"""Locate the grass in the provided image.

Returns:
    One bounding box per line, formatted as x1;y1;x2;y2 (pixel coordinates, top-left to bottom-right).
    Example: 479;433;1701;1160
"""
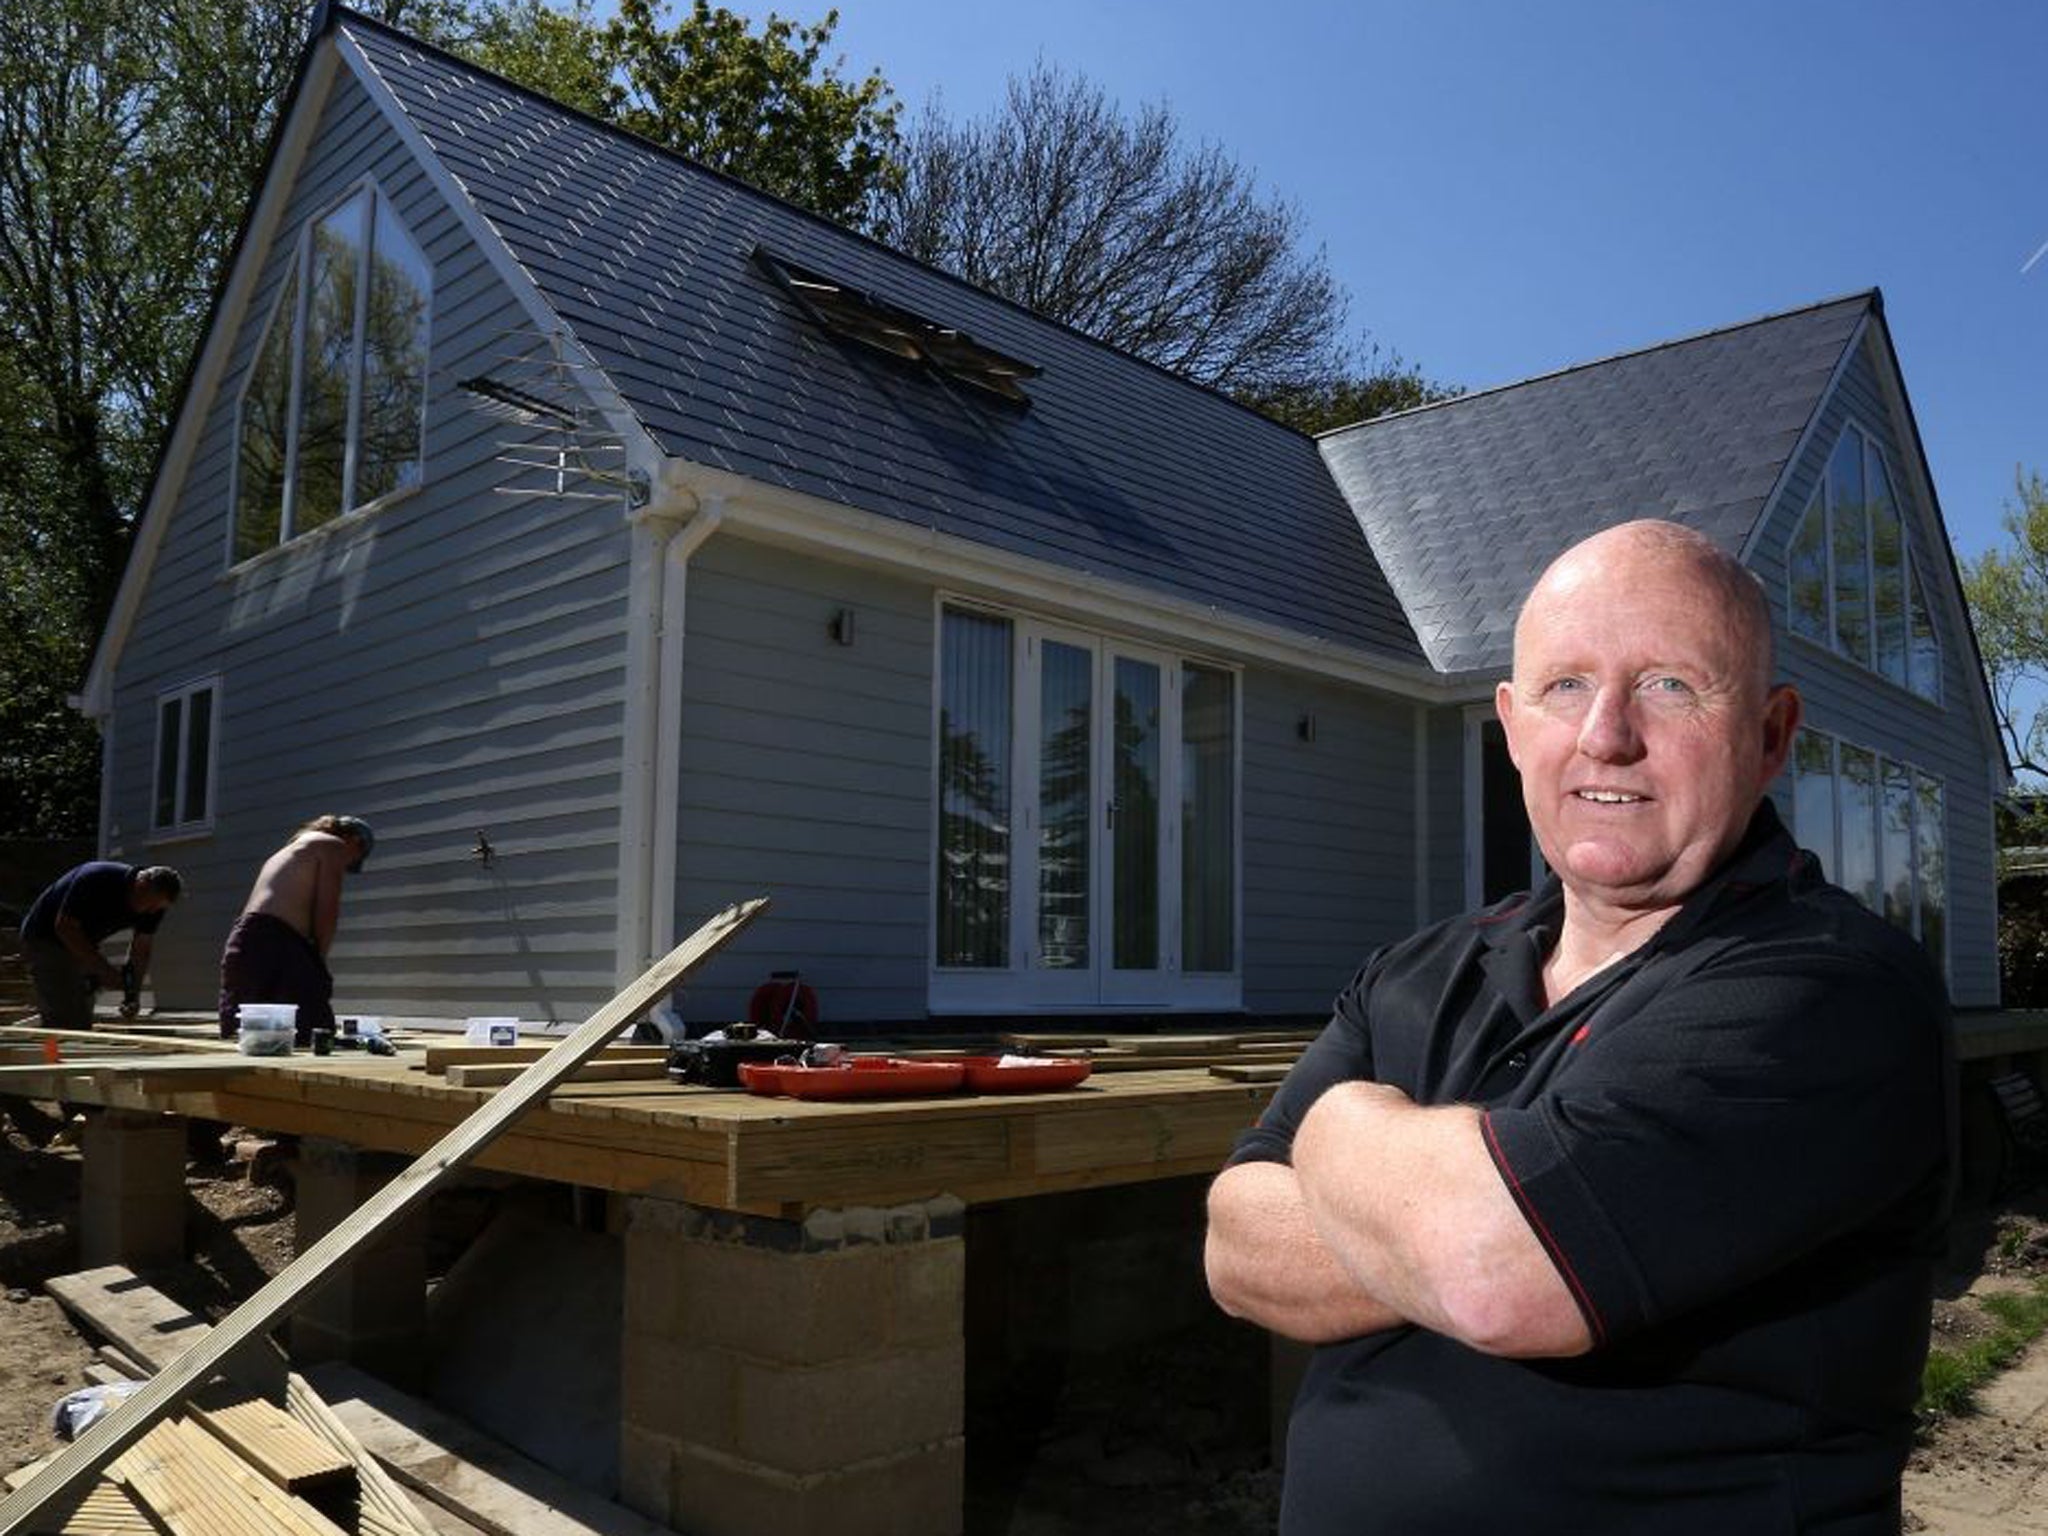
1918;1278;2048;1430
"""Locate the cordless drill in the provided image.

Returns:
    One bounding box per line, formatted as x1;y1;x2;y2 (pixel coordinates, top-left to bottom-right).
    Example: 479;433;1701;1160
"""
119;962;140;1020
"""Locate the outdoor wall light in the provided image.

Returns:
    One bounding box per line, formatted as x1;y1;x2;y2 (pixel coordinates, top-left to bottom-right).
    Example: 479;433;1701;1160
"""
1296;712;1317;744
829;607;856;646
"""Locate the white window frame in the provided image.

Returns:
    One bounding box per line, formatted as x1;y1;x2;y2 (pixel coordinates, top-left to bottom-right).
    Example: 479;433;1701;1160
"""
1784;420;1942;702
150;675;221;840
226;176;431;567
928;597;1243;1014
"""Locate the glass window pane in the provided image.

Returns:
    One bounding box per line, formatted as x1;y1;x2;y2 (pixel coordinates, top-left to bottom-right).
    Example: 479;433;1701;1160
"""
1180;664;1234;973
1908;567;1941;701
296;193;367;535
937;610;1012;968
1037;641;1092;970
1481;719;1534;902
1880;758;1913;929
1868;443;1908;686
356;196;431;506
1838;744;1881;911
1829;432;1870;664
1792;729;1836;879
235;269;296;563
183;688;213;826
1915;772;1945;966
1112;657;1160;971
154;697;182;829
1787;493;1829;642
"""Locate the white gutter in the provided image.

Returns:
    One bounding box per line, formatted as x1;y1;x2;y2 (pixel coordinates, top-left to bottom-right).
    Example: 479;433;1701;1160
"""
614;472;725;987
647;493;725;970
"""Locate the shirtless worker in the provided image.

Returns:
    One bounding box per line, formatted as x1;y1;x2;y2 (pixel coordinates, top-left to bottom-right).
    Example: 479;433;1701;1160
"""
218;815;374;1045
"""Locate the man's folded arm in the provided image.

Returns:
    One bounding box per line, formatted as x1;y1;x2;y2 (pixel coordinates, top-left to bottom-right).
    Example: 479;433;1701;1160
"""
1291;1081;1593;1359
1205;1158;1408;1343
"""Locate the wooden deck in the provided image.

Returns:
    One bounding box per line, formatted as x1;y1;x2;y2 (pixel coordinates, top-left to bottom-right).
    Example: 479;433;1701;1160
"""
0;1041;1279;1216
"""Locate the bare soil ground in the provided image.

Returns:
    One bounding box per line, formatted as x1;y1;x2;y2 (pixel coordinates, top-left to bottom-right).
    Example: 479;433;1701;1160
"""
1;1107;2043;1533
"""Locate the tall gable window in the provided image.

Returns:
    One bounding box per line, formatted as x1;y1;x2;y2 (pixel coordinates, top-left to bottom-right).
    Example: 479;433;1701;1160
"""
1786;423;1940;700
233;183;431;563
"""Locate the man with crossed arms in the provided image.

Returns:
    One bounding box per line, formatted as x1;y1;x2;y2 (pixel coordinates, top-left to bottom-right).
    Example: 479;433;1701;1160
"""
1208;520;1953;1534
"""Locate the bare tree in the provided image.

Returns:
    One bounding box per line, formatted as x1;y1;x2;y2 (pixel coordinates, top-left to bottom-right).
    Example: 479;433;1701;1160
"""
875;61;1347;397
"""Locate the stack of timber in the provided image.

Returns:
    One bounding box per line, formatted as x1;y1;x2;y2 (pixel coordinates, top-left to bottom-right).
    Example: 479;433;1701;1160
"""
16;1265;440;1536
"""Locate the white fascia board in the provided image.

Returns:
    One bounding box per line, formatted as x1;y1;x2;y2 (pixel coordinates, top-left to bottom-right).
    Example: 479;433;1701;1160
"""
1858;315;2010;787
334;22;663;479
659;457;1454;701
1736;309;1870;571
79;44;345;717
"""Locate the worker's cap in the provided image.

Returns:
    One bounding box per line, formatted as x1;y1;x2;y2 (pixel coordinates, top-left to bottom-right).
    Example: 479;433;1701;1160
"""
333;816;375;873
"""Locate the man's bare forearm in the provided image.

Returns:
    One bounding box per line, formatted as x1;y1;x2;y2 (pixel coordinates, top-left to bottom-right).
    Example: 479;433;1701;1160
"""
1293;1082;1591;1358
1206;1160;1407;1343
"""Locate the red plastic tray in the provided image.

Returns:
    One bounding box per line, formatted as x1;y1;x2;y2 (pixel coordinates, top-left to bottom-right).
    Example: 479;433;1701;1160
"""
739;1056;966;1100
949;1055;1093;1093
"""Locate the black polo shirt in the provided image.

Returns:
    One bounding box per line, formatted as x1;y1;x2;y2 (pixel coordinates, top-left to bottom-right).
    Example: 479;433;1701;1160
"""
1231;802;1953;1535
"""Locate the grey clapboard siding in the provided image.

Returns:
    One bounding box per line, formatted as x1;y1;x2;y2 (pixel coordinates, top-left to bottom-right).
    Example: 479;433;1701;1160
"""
671;538;935;1024
1242;673;1421;1016
1748;336;1999;1005
106;66;634;1022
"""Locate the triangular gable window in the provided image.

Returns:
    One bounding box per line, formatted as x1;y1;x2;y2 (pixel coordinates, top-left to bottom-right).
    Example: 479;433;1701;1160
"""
754;248;1039;405
1786;422;1940;702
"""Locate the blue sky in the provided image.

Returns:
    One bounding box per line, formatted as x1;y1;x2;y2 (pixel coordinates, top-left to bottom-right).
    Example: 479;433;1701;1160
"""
826;0;2045;566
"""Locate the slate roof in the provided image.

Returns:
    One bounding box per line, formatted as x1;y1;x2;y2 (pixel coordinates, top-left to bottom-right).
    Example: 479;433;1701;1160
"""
336;11;1427;667
1318;293;1873;675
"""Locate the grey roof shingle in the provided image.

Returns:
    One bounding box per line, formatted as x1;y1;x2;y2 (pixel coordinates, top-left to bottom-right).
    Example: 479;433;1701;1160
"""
1318;294;1871;674
340;14;1426;666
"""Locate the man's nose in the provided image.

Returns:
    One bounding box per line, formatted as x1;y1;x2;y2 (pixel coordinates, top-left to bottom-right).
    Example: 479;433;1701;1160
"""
1576;687;1645;762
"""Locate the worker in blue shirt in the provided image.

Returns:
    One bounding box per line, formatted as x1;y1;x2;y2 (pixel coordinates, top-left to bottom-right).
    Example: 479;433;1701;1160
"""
20;861;183;1031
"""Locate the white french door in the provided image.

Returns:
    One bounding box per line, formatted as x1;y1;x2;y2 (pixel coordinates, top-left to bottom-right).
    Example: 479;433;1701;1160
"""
933;608;1239;1012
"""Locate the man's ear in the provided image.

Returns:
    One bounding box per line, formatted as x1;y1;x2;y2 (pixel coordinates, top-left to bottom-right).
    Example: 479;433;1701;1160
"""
1758;683;1803;782
1494;680;1520;768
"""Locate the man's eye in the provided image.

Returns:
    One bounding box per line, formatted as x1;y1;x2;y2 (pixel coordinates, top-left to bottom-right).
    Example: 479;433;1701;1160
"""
1643;676;1691;694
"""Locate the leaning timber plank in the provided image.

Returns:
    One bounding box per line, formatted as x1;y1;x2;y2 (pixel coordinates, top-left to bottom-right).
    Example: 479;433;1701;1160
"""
47;1269;217;1374
307;1364;673;1536
0;897;766;1536
441;1058;667;1090
193;1399;355;1494
283;1376;436;1536
419;1045;666;1075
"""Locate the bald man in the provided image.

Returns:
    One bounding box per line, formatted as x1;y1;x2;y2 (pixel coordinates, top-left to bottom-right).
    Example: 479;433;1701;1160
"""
1207;521;1953;1534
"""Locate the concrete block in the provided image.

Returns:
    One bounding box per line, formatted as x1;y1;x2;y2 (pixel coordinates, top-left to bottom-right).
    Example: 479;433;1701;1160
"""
618;1425;675;1526
669;1438;964;1536
622;1336;738;1454
80;1111;187;1267
734;1340;964;1475
887;1240;966;1348
668;1243;894;1364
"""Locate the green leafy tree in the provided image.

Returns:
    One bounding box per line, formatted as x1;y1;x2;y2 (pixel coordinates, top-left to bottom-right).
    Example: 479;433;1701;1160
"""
1963;469;2048;784
597;0;899;226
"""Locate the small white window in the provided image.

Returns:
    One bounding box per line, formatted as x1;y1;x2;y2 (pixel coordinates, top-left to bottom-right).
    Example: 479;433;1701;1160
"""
231;181;430;562
152;678;219;835
1784;423;1941;702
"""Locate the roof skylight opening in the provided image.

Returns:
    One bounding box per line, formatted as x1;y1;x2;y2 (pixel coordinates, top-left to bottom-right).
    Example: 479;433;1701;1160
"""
754;248;1039;405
